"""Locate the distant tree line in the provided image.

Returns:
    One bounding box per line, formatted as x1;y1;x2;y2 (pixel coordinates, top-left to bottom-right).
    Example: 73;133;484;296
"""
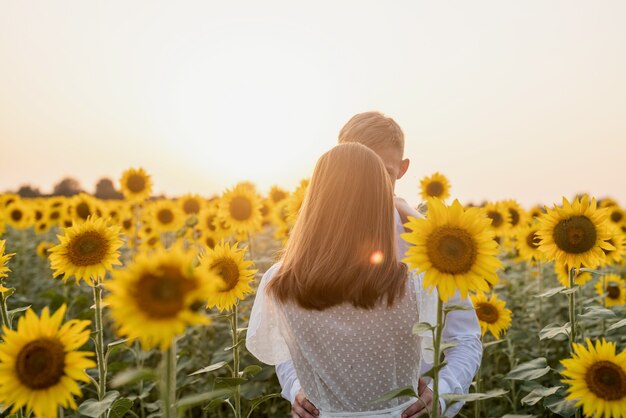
10;177;124;199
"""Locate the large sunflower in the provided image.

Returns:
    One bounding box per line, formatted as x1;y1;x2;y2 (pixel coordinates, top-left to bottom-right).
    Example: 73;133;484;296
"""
402;198;502;301
0;305;95;418
120;167;152;202
199;241;257;311
515;223;544;262
49;217;124;285
537;196;614;269
561;338;626;418
105;246;220;350
0;240;16;293
217;184;263;234
419;172;451;201
470;292;512;339
595;274;626;307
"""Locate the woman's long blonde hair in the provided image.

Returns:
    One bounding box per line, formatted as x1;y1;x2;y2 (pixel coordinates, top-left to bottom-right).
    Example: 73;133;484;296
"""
267;142;407;310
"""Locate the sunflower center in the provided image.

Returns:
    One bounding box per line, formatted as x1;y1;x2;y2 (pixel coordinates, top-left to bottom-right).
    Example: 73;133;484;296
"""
487;211;503;228
611;211;623;223
135;265;197;318
427;226;478;274
10;209;23;222
606;284;621;300
585;360;626;401
75;202;91;220
183;199;201;214
127;174;147;193
157;209;174;225
204;236;216;249
508;209;520;227
35;210;44;221
476;303;499;324
205;214;216;231
67;231;109;266
526;231;540;249
16;338;66;390
553;216;597;254
211;257;240;291
229;197;252;221
271;190;287;202
426;181;444;197
50;210;61;220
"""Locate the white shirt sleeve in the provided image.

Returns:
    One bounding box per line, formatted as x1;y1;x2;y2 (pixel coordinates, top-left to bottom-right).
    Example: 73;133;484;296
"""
275;360;302;403
245;263;292;366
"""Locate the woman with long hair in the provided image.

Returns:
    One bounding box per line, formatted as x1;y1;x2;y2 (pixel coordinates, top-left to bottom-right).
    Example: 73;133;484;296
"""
246;142;428;417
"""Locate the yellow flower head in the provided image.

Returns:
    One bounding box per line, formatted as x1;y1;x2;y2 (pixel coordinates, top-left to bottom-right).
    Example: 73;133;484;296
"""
419;172;451;201
482;202;511;235
105;245;221;350
49;216;124;285
5;199;33;229
218;183;263;234
286;179;309;226
595;274;626;307
36;241;55;259
0;305;95;418
199;241;257;311
147;199;184;232
179;193;205;216
502;199;526;232
515;223;544;263
561;338;626;418
402;198;502;301
120;167;152;202
470;292;512;339
537;196;614;269
268;185;289;205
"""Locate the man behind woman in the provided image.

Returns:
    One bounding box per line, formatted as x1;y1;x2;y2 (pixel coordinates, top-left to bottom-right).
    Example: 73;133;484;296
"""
247;113;481;418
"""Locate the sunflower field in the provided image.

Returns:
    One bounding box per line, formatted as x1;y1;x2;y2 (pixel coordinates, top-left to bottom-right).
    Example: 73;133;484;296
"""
0;168;625;418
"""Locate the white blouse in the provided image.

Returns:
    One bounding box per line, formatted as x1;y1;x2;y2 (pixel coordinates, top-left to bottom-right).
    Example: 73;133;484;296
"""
246;263;437;413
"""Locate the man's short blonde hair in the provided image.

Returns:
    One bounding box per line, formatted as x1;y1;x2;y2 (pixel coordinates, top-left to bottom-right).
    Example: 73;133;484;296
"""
338;111;404;154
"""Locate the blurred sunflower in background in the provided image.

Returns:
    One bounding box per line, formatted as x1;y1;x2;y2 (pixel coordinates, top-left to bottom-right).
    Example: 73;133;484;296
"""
470;292;512;339
595;274;625;307
36;241;55;259
218;183;263;234
5;199;32;229
0;240;16;292
70;193;98;223
148;199;184;232
268;185;289;205
0;305;95;418
602;225;625;265
49;217;123;285
120;167;152;202
502;199;526;232
419;172;451;201
286;179;309;226
199;241;257;311
179;193;205;216
402;198;502;301
105;245;220;350
537;196;613;269
482;202;510;236
515;223;544;262
561;338;626;418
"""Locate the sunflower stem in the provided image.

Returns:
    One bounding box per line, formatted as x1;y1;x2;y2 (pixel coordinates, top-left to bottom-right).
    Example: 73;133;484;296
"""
431;297;444;418
0;290;11;331
92;279;107;410
568;267;577;351
231;304;242;418
160;341;177;418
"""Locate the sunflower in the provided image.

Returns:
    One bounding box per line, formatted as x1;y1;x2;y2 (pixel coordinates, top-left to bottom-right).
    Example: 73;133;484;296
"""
561;338;626;418
179;194;205;216
198;230;217;250
482;202;510;235
197;205;230;242
402;198;502;301
69;193;98;223
529;205;546;219
217;184;263;234
608;206;624;226
419;172;451;201
268;185;289;205
148;199;184;232
199;241;257;311
286;179;309;226
515;223;544;262
105;245;220;350
271;199;292;244
470;292;512;339
0;240;16;293
36;241;55;259
602;225;625;266
0;305;95;418
537;196;613;269
120;167;152;202
5;200;33;229
49;217;124;285
554;262;595;288
502;199;526;232
595;274;626;307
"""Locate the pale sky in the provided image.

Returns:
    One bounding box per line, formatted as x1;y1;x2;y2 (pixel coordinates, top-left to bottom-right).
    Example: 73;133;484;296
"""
1;0;625;208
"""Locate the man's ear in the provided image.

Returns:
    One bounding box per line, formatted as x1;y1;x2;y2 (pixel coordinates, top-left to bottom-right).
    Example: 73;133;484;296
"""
397;158;410;180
